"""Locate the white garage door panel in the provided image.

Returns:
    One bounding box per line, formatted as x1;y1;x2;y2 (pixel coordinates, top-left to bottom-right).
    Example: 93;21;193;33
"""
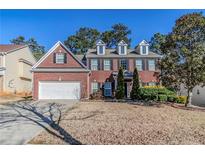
39;81;80;99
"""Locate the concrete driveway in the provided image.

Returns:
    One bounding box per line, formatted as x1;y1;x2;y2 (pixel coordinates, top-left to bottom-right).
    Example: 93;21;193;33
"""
0;100;77;144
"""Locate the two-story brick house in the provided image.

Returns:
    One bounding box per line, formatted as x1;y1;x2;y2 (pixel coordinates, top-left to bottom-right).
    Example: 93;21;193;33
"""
32;40;161;100
85;40;161;98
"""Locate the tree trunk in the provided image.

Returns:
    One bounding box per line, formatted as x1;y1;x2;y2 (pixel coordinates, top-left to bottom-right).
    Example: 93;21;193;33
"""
185;89;192;107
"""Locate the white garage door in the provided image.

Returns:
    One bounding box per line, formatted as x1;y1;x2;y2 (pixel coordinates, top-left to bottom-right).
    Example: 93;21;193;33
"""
39;81;80;100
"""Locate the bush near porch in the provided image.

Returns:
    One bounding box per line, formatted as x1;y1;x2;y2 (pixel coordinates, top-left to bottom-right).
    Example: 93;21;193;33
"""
139;86;187;104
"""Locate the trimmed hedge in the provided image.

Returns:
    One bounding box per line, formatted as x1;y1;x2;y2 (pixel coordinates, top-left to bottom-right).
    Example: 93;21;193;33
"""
158;94;168;102
167;95;177;102
135;86;187;104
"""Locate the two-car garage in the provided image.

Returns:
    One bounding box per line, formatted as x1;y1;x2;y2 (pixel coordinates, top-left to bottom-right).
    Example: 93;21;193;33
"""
38;81;81;100
32;41;90;100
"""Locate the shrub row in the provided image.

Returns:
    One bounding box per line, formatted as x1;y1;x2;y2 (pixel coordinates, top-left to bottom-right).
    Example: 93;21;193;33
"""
139;87;186;104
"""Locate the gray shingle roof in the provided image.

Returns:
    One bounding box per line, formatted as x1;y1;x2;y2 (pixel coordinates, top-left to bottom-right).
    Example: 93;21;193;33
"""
86;48;161;58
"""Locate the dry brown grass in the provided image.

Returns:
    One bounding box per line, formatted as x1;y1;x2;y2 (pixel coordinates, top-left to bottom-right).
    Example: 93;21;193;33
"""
29;102;205;145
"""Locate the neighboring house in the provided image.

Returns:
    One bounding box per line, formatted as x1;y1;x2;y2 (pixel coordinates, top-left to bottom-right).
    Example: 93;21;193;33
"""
32;40;161;100
180;83;205;107
0;44;36;94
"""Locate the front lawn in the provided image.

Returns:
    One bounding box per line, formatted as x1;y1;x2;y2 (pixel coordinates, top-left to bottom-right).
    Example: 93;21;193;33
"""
30;101;205;144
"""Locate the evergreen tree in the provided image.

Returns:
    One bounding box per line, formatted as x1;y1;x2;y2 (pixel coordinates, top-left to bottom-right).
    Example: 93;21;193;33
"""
159;12;205;107
10;36;45;60
130;68;140;100
115;67;125;99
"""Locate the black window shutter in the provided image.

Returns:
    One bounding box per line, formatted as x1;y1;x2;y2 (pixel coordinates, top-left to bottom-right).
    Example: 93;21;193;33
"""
98;59;100;70
110;59;113;70
126;59;129;70
64;53;67;63
102;59;104;70
53;53;56;63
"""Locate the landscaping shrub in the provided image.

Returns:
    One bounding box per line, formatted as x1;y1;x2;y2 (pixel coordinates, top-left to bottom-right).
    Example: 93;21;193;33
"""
176;96;187;104
130;68;140;100
158;94;168;102
115;68;125;99
90;90;104;100
167;95;177;102
139;86;176;102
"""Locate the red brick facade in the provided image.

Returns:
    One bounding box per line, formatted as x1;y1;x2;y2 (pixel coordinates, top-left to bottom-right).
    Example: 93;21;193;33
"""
38;45;82;68
88;58;159;84
32;41;160;100
32;42;90;100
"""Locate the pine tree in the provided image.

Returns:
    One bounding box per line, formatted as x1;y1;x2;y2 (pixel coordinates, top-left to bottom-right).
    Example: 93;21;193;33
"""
115;67;125;99
130;68;140;100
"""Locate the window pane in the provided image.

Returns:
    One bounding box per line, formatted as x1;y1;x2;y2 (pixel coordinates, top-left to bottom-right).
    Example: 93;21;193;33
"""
104;59;111;70
56;53;65;64
121;46;125;54
148;60;155;71
91;59;98;70
92;82;98;93
142;46;146;54
136;59;142;71
120;59;127;70
99;46;104;54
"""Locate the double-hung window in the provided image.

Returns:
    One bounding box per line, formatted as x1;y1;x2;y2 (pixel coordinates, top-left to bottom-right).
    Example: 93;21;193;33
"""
91;82;99;93
136;59;142;71
104;59;111;70
120;46;125;54
104;82;112;96
142;45;147;54
120;59;128;70
99;46;104;54
148;59;155;71
55;53;66;64
91;59;98;70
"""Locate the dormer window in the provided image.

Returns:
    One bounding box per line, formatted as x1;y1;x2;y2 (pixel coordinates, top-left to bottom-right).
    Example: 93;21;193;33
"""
142;46;146;54
99;46;104;54
139;40;149;55
96;40;106;55
118;40;127;55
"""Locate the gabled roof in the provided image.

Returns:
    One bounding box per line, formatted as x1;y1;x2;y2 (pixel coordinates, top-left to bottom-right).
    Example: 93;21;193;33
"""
86;48;162;58
139;40;149;46
32;41;88;69
96;40;106;46
117;40;128;46
0;44;27;53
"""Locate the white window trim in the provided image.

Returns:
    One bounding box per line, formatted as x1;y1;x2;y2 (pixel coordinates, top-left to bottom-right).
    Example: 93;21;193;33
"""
120;59;128;70
103;59;111;71
140;45;149;55
118;45;127;55
97;45;105;55
136;59;142;71
148;59;155;71
56;53;65;64
91;82;99;93
91;59;98;70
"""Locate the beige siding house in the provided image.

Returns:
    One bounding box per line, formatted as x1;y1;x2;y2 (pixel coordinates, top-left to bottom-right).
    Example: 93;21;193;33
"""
0;45;36;95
